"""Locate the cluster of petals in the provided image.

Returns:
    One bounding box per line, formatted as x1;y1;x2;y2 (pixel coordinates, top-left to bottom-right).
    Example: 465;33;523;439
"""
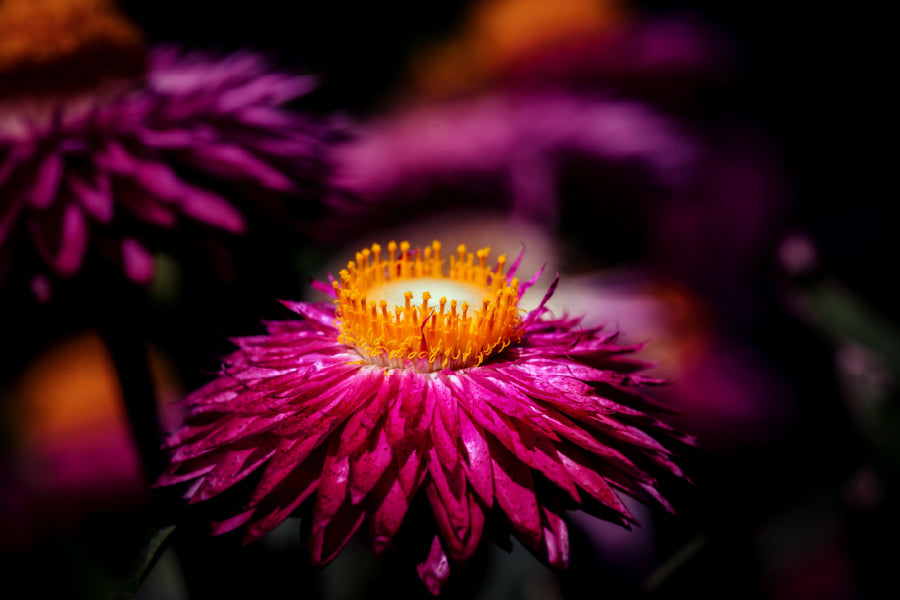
0;46;335;291
157;272;691;594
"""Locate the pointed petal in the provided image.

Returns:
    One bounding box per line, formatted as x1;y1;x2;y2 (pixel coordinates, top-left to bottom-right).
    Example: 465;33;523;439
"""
416;536;451;596
121;238;155;284
243;451;323;543
27;201;88;277
457;408;493;507
349;426;392;504
183;143;295;191
308;501;366;566
187;445;278;503
69;171;113;222
29;152;63;209
489;437;542;550
178;187;245;233
312;433;351;528
540;500;569;569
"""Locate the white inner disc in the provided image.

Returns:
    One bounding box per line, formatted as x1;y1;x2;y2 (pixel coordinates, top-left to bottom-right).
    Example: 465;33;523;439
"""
369;277;488;313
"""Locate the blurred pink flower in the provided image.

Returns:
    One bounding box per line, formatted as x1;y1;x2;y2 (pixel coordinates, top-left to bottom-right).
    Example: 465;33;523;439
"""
328;14;787;304
547;271;794;449
0;46;336;295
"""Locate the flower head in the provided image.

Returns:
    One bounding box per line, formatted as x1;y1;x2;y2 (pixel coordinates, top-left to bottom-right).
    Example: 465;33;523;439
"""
157;241;690;594
0;1;336;295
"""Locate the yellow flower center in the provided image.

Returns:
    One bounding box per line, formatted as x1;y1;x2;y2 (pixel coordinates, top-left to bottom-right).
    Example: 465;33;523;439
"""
333;240;523;372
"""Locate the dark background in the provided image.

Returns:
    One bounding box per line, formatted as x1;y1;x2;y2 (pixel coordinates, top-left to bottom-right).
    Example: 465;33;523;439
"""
2;1;895;599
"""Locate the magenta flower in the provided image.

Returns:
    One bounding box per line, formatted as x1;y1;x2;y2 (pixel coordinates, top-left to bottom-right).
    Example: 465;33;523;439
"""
0;45;334;295
157;240;690;594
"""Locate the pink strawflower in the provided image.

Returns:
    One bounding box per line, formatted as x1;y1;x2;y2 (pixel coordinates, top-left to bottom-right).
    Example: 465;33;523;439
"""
0;45;335;294
156;241;690;594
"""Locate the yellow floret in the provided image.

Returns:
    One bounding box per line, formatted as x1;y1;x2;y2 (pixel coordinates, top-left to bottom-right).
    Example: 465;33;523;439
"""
334;240;522;371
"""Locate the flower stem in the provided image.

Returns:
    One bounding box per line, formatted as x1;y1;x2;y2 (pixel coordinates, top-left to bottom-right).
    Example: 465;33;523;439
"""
115;525;177;600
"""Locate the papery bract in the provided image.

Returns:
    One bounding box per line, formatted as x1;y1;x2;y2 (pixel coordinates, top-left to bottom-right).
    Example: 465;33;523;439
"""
157;241;690;594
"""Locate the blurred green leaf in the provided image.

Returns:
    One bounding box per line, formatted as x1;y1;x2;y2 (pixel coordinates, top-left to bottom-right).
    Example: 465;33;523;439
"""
790;274;900;368
116;525;177;600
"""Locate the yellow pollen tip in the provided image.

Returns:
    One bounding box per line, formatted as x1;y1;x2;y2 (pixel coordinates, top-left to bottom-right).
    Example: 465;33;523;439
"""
333;240;523;372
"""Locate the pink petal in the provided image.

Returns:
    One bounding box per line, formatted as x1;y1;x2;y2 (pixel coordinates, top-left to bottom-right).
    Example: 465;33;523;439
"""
338;370;399;457
243;452;323;543
29;152;63;209
425;479;485;564
457;408;493;507
368;475;412;554
182;143;295;191
556;444;633;522
385;370;427;446
312;434;351;528
210;507;256;536
249;428;335;506
349;427;392;504
99;142;245;232
425;447;468;538
116;181;179;227
416;535;451;596
308;501;366;566
489;437;542;550
27;201;88;277
429;392;459;469
188;445;277;503
69;171;113;222
540;500;570;569
122;238;155;285
178;186;245;233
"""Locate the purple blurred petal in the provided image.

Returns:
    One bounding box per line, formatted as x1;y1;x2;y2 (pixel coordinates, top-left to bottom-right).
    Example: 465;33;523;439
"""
29;152;64;209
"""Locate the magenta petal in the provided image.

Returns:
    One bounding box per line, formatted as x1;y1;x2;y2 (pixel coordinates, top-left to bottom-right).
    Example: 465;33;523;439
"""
426;447;468;536
29;152;63;209
182;143;295;191
393;439;428;500
457;408;493;507
308;277;338;298
116;182;178;227
488;437;542;550
69;171;114;222
210;507;255;536
349;427;392;504
121;238;154;284
155;461;216;487
556;444;633;522
312;434;351;528
540;501;570;569
28;201;88;277
244;453;323;543
279;300;339;331
249;429;334;506
178;187;245;233
369;476;412;554
187;446;276;503
308;501;366;566
386;370;427;446
339;371;399;457
416;535;451;596
429;395;459;468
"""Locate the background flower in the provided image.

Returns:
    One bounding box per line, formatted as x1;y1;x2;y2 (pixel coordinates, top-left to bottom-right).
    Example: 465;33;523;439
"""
0;0;338;298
